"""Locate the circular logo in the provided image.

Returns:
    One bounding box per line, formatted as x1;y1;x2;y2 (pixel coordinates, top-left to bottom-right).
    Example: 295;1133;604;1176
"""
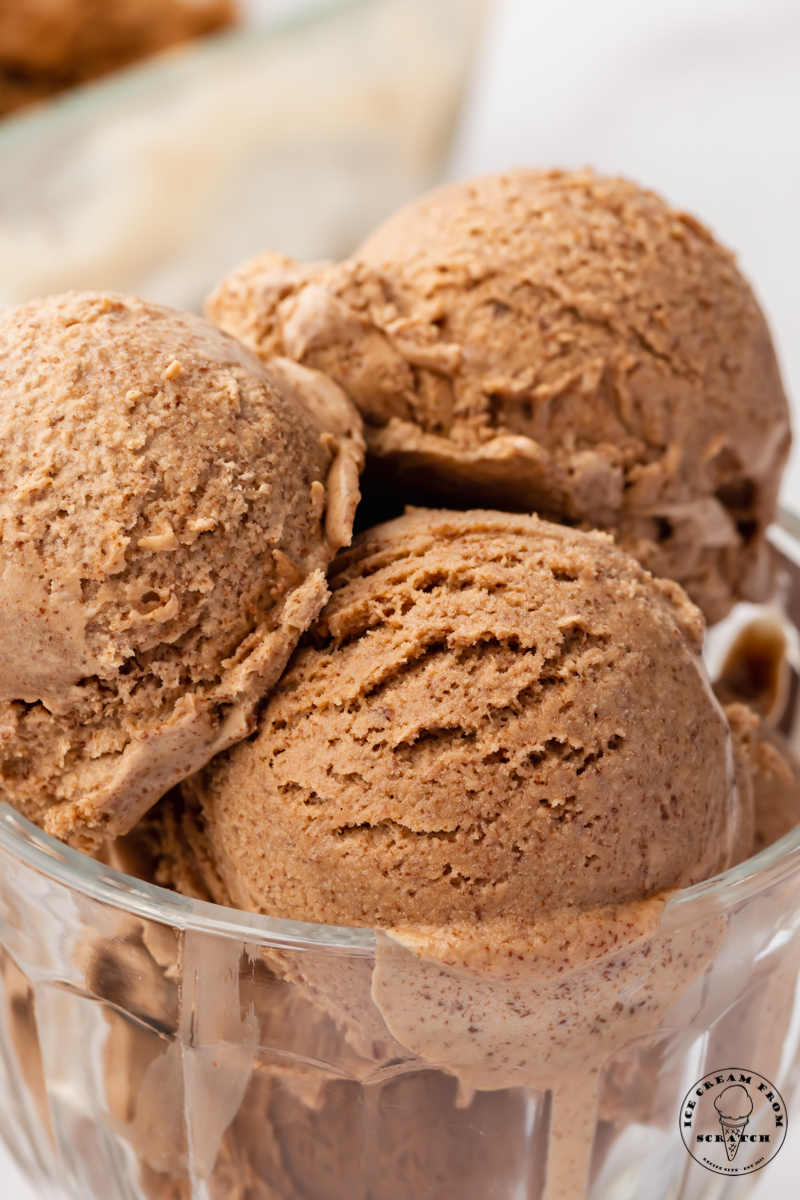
680;1069;788;1175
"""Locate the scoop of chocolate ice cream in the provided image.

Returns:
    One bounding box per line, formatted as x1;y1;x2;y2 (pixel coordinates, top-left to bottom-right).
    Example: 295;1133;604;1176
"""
0;291;363;847
166;508;749;957
207;170;790;623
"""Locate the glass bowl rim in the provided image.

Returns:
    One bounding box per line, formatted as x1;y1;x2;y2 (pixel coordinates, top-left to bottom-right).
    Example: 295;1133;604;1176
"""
2;510;800;954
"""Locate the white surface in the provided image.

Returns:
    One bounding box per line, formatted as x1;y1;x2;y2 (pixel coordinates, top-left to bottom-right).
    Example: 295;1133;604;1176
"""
2;0;800;1194
0;1156;37;1200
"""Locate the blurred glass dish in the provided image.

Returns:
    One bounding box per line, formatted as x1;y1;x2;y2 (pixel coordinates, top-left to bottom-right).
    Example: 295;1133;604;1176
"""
1;517;800;1199
0;0;487;313
0;0;237;120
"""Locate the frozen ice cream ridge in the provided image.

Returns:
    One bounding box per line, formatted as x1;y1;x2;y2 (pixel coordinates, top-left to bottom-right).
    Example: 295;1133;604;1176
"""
0;291;364;847
178;507;750;925
714;1084;753;1162
153;508;754;1199
207;169;791;623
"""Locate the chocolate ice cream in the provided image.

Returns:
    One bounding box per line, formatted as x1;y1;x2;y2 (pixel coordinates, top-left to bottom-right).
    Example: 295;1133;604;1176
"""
136;507;755;1200
713;612;800;854
1;168;793;1200
207;169;791;623
0;0;236;119
164;508;750;958
0;291;363;847
749;728;800;854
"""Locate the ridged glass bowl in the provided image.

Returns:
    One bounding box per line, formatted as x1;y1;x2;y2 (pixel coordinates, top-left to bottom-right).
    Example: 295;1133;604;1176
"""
1;515;800;1200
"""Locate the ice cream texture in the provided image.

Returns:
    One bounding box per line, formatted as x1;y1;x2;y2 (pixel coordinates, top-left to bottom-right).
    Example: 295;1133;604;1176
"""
0;291;363;847
1;166;795;1200
0;0;236;119
207;168;791;623
164;508;750;963
714;614;800;853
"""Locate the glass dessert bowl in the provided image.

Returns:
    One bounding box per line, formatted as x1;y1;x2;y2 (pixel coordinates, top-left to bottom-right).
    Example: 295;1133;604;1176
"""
0;516;799;1200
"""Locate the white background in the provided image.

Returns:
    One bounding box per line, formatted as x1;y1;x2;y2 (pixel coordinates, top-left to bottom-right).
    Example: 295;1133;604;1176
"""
1;0;799;1195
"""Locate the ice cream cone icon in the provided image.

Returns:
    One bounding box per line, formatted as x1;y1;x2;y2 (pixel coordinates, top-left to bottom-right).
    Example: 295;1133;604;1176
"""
715;1085;754;1162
